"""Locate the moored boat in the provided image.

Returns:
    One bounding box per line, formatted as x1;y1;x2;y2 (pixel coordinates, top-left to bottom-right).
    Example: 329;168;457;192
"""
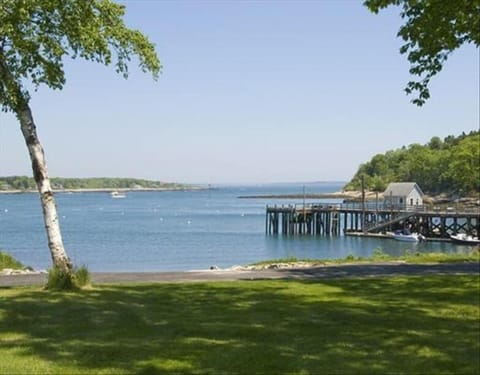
110;191;126;199
450;233;480;245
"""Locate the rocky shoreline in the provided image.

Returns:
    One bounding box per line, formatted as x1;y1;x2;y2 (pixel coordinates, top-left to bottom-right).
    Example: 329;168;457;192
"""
0;267;47;276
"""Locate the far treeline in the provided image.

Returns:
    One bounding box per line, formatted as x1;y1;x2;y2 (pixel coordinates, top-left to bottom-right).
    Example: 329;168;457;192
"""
345;131;480;196
0;177;185;191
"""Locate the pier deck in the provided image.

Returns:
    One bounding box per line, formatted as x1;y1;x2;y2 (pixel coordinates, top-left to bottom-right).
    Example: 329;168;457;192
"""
266;203;480;240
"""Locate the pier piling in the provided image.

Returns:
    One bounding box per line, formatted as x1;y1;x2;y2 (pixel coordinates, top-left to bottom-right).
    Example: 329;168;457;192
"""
265;203;480;240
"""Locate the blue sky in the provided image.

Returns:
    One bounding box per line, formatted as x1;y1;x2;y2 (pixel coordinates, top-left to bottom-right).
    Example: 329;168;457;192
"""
0;0;478;184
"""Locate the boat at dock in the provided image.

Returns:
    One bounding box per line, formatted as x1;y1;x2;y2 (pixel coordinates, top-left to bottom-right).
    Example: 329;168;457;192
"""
392;230;424;242
450;233;480;245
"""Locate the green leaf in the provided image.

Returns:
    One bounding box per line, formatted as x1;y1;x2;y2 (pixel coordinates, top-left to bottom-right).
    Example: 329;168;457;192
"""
0;0;161;112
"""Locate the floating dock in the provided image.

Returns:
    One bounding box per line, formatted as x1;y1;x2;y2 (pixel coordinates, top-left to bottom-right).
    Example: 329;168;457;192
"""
265;203;480;240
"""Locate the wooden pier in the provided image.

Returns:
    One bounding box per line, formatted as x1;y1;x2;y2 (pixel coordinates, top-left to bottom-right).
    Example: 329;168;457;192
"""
265;203;480;240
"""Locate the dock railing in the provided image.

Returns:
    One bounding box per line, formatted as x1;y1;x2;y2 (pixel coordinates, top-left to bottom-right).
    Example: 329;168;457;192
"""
266;202;480;215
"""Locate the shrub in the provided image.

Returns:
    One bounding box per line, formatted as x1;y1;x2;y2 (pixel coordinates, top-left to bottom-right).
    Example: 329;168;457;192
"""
75;265;91;287
0;251;24;270
345;254;355;261
46;265;92;291
46;266;77;291
371;247;390;260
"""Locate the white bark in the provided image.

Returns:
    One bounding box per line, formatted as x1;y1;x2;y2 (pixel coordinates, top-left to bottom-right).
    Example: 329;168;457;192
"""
0;50;72;274
17;106;72;273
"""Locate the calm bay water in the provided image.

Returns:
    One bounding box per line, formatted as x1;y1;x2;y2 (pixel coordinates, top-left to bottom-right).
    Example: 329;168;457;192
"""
0;182;462;272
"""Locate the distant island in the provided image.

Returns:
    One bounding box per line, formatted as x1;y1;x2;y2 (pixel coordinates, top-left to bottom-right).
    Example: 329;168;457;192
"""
0;176;199;193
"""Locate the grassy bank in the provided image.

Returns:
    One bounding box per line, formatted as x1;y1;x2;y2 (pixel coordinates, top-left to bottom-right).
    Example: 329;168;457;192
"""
0;275;478;374
251;248;480;269
0;251;24;270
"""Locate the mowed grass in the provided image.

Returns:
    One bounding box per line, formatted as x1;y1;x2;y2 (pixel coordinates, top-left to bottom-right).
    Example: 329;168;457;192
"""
0;276;479;374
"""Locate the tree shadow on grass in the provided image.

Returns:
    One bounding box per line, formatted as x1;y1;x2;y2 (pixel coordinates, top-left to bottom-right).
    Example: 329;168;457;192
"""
0;276;479;374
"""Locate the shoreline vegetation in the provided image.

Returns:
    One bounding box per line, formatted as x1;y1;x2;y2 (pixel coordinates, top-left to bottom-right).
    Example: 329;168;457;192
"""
0;176;203;194
246;248;480;270
344;131;480;195
0;186;205;194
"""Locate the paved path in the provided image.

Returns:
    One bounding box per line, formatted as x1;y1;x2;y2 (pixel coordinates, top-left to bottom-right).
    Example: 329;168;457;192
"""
1;262;478;287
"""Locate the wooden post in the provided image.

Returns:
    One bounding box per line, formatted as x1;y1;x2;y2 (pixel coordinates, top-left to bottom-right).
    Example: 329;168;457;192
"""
265;206;269;234
361;175;366;233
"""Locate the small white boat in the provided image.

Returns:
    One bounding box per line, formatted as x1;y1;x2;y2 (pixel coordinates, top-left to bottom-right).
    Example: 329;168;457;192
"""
110;191;126;199
393;230;424;242
450;233;480;245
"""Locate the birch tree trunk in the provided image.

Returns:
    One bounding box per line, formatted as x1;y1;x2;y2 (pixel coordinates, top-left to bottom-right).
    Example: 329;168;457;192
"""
0;49;72;275
16;104;73;274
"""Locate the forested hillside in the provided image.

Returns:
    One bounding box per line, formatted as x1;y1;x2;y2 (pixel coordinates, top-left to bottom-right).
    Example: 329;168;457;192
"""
0;177;186;191
344;131;480;195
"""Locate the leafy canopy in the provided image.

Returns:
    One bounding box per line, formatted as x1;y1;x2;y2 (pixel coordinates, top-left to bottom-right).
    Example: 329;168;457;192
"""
0;0;161;112
345;131;480;195
364;0;480;106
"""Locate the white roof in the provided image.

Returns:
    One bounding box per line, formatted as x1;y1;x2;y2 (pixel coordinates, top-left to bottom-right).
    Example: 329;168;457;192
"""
384;182;424;197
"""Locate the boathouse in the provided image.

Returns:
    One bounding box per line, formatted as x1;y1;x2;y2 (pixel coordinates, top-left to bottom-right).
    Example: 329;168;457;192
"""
383;182;424;210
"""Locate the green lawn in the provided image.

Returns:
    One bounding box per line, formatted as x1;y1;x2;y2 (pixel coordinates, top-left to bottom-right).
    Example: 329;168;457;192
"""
0;276;479;374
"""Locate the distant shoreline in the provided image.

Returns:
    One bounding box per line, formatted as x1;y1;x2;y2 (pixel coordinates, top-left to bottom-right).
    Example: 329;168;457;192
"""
0;186;206;195
238;191;380;200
